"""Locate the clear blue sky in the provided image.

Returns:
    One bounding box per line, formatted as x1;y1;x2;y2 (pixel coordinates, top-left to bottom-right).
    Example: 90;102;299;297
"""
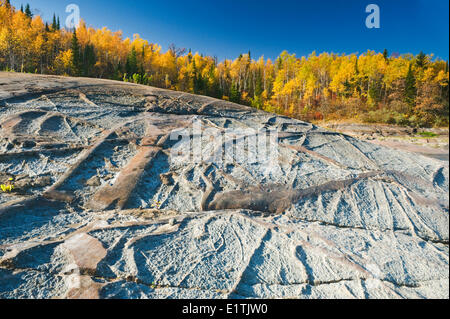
15;0;450;61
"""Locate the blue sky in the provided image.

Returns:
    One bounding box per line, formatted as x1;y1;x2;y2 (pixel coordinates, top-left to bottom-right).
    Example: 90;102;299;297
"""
15;0;449;61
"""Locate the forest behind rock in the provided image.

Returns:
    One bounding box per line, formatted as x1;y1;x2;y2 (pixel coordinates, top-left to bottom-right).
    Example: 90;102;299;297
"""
0;1;448;127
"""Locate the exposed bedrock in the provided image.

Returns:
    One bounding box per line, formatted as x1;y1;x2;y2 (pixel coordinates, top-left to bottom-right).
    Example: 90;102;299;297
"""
0;72;448;299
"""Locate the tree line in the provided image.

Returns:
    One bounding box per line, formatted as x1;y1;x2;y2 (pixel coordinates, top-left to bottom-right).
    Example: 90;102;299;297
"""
1;1;448;127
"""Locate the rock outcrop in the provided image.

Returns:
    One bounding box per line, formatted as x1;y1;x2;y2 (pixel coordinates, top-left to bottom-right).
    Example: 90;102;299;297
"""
0;72;448;299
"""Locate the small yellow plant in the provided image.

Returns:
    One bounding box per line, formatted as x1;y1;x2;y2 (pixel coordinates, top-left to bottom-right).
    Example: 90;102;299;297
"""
1;178;15;193
1;184;14;192
151;200;162;209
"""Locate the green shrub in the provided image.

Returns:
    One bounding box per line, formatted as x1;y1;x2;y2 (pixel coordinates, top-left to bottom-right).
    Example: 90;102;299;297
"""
418;131;437;138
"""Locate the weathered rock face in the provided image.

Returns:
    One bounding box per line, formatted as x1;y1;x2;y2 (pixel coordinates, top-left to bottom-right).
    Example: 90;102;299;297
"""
0;72;448;299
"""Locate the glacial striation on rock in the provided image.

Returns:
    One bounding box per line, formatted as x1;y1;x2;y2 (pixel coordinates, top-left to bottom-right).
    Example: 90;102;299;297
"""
0;72;448;299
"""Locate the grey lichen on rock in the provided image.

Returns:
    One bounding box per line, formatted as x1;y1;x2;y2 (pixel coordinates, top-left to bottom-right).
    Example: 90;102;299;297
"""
0;72;448;299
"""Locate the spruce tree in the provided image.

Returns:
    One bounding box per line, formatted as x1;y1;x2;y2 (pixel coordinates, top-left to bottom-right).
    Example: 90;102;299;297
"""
71;31;81;76
207;67;222;99
353;57;361;95
404;63;416;109
192;59;199;94
383;49;389;61
230;82;240;104
20;4;23;12
416;51;427;68
56;16;60;30
24;4;32;18
125;47;138;78
52;14;57;30
82;44;96;77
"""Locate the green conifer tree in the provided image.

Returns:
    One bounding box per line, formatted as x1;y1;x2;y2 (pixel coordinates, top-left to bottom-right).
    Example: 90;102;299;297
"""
383;49;389;61
71;30;81;76
416;51;427;68
82;44;96;77
404;63;416;109
24;4;32;18
52;14;57;30
230;82;240;104
125;47;138;78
